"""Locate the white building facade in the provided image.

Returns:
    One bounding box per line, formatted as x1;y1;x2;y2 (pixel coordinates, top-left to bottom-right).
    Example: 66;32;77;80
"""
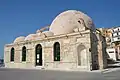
111;27;120;42
111;27;120;60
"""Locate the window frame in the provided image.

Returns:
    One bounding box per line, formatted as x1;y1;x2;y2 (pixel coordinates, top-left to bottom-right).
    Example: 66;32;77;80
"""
53;42;60;61
22;46;26;62
10;47;15;62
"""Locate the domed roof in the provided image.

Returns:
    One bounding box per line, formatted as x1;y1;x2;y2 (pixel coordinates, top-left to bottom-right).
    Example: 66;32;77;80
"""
49;10;95;35
25;34;38;41
14;36;25;43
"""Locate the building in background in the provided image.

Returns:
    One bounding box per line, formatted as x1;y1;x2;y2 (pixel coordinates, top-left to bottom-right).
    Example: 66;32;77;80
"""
97;27;120;61
106;48;116;61
97;28;112;48
111;27;120;60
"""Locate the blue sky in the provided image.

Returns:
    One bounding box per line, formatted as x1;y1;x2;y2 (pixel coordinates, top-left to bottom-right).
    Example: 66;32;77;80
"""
0;0;120;58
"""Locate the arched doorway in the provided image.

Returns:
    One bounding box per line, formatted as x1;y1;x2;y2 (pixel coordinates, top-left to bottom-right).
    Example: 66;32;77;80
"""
77;44;87;66
35;44;42;66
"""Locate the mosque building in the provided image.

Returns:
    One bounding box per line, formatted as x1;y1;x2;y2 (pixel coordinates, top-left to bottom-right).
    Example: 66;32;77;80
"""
4;10;107;71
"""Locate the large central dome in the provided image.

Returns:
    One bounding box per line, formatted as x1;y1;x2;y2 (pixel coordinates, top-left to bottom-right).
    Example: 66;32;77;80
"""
49;10;95;35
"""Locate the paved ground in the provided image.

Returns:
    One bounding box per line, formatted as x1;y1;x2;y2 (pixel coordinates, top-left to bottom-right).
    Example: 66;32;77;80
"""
0;68;104;80
102;68;120;80
0;68;120;80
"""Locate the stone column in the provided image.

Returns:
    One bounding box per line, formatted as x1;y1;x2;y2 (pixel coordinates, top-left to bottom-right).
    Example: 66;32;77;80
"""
98;41;104;70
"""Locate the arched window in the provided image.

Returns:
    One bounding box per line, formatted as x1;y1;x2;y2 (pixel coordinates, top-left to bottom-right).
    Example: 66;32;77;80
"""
22;46;26;61
35;44;42;66
54;42;60;61
10;47;14;62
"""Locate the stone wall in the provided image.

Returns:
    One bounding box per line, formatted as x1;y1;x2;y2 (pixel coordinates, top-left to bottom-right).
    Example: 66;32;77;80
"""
90;32;107;70
4;30;92;71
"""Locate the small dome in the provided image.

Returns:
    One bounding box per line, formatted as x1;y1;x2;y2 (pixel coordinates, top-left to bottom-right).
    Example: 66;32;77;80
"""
25;34;38;41
36;29;42;34
49;10;95;35
36;29;42;36
14;36;25;43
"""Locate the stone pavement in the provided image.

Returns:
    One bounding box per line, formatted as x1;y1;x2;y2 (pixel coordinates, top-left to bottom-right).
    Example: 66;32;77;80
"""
101;60;120;73
1;61;120;80
0;68;105;80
